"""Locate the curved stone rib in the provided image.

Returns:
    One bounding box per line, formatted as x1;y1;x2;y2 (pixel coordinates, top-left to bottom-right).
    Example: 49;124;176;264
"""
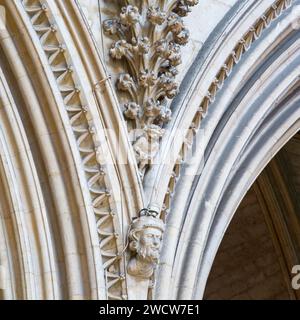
21;0;127;300
160;0;293;219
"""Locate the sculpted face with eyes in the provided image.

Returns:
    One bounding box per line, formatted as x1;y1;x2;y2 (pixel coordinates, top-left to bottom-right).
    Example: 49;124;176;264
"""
127;215;165;279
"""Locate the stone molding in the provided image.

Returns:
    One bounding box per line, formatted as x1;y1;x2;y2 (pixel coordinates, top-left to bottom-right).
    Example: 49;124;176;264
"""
21;0;126;300
160;0;293;218
155;1;300;299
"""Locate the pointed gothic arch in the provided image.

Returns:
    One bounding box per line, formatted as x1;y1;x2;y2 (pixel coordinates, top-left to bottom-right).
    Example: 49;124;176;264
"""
155;0;300;299
0;0;299;300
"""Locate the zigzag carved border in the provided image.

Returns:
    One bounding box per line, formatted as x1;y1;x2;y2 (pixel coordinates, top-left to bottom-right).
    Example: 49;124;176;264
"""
21;0;127;300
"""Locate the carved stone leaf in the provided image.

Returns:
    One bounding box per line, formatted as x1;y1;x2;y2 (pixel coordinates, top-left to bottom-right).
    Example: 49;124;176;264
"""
103;1;198;177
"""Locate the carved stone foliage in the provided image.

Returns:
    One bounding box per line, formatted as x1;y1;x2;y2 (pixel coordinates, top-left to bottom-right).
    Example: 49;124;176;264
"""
103;0;198;176
127;207;165;279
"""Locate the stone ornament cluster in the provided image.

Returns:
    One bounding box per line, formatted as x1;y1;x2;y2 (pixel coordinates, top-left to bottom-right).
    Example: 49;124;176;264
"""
127;207;165;279
103;0;198;177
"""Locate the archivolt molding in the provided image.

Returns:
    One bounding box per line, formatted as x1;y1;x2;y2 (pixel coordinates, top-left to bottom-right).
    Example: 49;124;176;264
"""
0;58;49;300
0;4;74;299
254;153;300;299
155;2;300;299
194;95;300;300
199;0;292;113
0;0;297;301
13;0;131;300
147;0;293;218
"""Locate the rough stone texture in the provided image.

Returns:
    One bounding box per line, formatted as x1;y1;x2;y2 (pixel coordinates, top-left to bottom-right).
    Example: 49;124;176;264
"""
204;187;291;300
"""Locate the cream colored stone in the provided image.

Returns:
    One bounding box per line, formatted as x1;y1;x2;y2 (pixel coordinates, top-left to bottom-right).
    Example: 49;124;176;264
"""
0;0;297;302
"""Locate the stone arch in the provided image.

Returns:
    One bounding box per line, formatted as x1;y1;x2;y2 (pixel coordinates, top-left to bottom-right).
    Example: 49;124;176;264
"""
0;0;143;300
155;0;300;299
203;134;300;299
0;0;299;301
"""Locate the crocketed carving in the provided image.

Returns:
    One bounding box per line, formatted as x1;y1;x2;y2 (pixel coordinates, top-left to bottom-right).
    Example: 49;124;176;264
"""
103;0;198;176
127;207;165;279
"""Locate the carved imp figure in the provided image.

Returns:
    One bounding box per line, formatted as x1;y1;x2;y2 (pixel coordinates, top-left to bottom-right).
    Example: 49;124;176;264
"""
127;211;165;279
133;124;164;176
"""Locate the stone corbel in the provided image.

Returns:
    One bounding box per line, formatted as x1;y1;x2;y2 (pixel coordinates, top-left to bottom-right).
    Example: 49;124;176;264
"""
126;204;165;299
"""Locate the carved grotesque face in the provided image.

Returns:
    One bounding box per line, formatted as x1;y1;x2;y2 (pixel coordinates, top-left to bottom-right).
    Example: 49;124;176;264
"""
136;227;162;262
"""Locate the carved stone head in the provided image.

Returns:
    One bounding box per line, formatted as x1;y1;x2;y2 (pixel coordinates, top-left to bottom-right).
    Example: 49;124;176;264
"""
127;212;165;279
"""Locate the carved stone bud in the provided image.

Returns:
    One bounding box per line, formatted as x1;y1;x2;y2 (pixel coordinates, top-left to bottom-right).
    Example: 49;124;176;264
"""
117;73;135;91
174;28;190;45
173;1;191;17
168;54;182;67
158;74;179;99
132;37;150;55
158;106;172;124
185;0;199;6
167;66;179;77
167;13;183;34
139;71;157;88
124;102;141;120
167;42;182;66
154;39;169;58
166;86;179;99
144;98;161;117
103;19;119;35
147;6;166;25
159;74;178;92
127;208;165;279
110;40;129;59
120;5;140;26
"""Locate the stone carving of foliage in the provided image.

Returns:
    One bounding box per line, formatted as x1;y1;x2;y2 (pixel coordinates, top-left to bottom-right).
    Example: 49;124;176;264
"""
103;0;198;177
